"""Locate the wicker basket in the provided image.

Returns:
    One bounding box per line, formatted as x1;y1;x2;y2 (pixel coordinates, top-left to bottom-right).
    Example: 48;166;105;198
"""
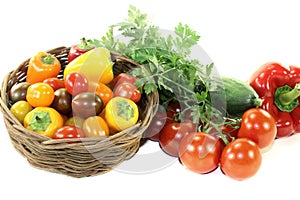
0;46;159;178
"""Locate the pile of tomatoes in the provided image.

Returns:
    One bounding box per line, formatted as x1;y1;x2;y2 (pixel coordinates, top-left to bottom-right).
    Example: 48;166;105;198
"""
9;50;142;140
144;102;277;181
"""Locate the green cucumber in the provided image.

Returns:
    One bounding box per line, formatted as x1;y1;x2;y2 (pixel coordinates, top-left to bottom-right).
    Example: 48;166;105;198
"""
210;76;262;118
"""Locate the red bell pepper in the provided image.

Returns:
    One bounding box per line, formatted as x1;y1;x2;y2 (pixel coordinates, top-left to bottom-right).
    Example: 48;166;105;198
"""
68;37;95;63
249;62;300;138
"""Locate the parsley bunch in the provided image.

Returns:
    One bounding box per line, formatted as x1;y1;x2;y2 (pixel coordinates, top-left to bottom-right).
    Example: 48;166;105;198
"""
96;5;228;136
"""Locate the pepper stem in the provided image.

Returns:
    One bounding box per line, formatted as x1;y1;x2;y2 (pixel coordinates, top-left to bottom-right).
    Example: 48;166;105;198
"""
77;37;94;50
274;83;300;112
41;54;55;65
29;111;52;131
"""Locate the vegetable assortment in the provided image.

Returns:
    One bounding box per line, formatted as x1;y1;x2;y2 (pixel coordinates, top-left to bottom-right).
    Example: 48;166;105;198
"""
9;45;142;141
91;5;299;180
7;5;300;180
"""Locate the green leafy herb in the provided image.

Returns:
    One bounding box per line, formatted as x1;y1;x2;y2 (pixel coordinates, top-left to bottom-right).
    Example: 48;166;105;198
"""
96;5;231;138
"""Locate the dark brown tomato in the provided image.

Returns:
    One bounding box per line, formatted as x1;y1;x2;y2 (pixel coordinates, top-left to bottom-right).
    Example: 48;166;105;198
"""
51;88;72;115
9;82;31;104
72;92;103;118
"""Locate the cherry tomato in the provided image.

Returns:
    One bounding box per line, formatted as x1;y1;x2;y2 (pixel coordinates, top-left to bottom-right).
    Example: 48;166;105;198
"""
221;119;240;138
209;119;240;145
237;108;276;149
43;77;65;91
110;73;136;87
26;82;54;107
89;81;113;106
9;82;31;104
166;102;181;122
113;82;141;103
144;110;168;141
159;122;197;157
220;138;262;181
52;126;85;139
51;88;72;115
10;100;33;123
65;72;89;96
64;116;84;128
166;102;193;122
179;132;223;174
82;116;109;138
72;92;103;118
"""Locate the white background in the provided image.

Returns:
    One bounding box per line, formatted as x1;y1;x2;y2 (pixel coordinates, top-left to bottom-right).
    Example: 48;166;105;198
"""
1;0;300;199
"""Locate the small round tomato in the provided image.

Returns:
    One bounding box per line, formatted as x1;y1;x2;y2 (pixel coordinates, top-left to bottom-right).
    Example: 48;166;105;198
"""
64;116;84;128
51;88;72;115
144;110;168;141
9;82;31;104
52;126;85;139
166;102;193;122
72;92;103;118
82;116;109;138
26;83;54;107
65;72;89;96
113;82;141;103
10;100;33;123
43;77;65;91
179;132;223;174
159;122;197;157
166;102;181;122
220;138;262;181
89;82;113;106
110;73;136;87
237;108;276;149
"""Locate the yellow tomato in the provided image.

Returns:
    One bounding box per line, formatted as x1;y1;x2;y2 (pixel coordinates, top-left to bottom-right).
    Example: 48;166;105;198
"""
10;100;33;123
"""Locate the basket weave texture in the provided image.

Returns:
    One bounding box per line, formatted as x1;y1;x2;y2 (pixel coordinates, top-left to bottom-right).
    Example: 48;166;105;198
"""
0;46;159;178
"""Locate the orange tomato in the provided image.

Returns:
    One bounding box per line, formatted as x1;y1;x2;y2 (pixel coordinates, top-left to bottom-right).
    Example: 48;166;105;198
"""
82;116;110;138
89;81;113;106
26;83;54;107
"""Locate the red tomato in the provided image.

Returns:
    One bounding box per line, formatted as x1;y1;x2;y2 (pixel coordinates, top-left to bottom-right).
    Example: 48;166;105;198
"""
166;102;181;122
220;138;262;181
65;72;89;96
52;126;85;139
43;77;65;91
166;102;193;122
179;132;223;174
221;119;240;138
144;110;168;141
110;73;136;87
209;119;240;146
237;108;276;149
113;82;141;103
159;122;197;157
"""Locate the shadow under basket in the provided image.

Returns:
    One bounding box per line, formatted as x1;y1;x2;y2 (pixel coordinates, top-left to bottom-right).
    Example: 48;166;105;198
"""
0;46;159;178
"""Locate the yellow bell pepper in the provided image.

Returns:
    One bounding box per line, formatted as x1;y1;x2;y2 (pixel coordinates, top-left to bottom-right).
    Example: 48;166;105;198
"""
63;47;114;84
104;97;139;131
23;107;63;138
